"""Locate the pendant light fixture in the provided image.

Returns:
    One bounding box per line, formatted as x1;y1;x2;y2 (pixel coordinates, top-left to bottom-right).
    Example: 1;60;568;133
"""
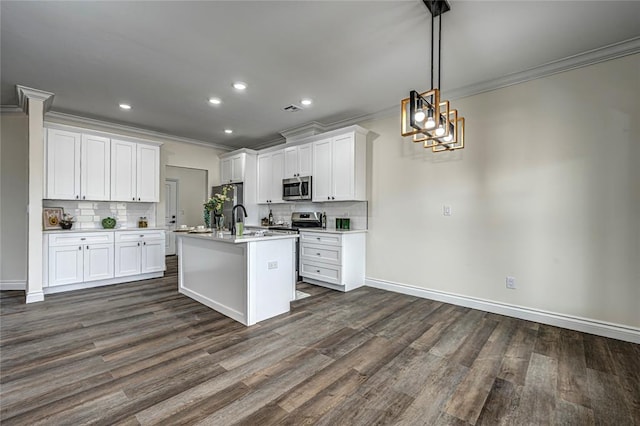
401;0;465;152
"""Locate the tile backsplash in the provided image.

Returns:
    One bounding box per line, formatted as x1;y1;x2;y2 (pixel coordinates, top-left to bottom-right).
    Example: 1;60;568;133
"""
43;200;157;229
258;201;368;230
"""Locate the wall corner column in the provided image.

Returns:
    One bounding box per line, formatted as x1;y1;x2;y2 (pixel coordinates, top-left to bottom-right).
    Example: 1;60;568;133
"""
17;85;54;304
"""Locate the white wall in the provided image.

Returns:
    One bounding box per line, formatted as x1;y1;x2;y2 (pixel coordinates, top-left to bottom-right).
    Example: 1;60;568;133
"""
166;165;208;227
0;113;29;287
362;54;640;329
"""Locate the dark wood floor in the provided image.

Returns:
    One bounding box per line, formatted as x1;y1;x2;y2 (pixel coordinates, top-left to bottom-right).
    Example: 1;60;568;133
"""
1;257;638;425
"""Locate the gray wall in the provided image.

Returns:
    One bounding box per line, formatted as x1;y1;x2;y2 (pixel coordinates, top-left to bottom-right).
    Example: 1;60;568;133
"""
165;165;208;227
0;113;28;286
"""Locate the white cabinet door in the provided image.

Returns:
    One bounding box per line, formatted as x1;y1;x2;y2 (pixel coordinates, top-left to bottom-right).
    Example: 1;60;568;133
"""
114;241;141;277
312;138;332;202
257;154;272;204
137;144;160;202
83;243;114;282
221;158;233;183
283;146;298;178
81;134;111;201
48;245;83;286
141;239;165;273
46;129;81;200
270;151;284;203
231;154;245;183
331;133;355;201
297;143;313;177
111;139;137;202
257;151;283;203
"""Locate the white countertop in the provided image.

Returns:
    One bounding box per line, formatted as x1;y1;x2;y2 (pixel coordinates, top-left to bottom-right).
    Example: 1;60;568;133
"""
177;231;299;244
299;228;367;234
44;227;166;233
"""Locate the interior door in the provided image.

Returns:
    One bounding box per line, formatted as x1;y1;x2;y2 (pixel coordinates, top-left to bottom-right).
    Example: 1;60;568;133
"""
165;179;178;255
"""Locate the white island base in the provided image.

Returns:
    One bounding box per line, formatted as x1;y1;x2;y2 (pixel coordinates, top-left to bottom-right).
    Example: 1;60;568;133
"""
177;232;297;326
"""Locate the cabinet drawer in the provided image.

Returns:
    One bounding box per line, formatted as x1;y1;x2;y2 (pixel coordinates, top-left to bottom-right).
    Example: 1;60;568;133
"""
299;231;341;246
300;243;341;266
49;232;114;247
115;230;165;242
300;260;341;285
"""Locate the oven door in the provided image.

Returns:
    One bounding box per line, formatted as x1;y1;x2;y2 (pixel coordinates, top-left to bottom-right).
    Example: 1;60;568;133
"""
283;177;311;201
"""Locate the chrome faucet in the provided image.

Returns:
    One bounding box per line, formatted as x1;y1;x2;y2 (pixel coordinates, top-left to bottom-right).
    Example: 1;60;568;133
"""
231;204;248;235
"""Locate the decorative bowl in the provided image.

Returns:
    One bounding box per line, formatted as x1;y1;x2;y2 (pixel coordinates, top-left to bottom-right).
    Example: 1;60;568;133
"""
102;217;116;229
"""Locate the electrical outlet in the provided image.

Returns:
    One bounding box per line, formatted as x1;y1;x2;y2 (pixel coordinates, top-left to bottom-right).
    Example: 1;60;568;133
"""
268;261;278;270
506;276;516;289
443;205;452;216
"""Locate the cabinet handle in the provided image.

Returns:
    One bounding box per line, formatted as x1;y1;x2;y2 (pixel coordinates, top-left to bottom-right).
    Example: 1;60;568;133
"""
80;238;86;240
316;270;321;273
137;242;140;246
82;196;86;200
138;197;141;201
316;253;321;256
317;237;321;240
332;196;335;200
79;246;81;250
76;195;79;199
86;245;89;250
143;242;146;245
132;197;135;201
327;196;330;200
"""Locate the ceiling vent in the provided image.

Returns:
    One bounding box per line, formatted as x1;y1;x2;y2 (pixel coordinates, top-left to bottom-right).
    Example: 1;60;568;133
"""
283;104;303;112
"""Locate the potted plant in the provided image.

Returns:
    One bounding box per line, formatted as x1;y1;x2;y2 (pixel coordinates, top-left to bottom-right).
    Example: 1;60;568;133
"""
204;185;233;230
60;213;74;230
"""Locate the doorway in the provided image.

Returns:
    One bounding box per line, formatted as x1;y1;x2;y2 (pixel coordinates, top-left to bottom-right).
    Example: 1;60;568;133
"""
165;179;178;255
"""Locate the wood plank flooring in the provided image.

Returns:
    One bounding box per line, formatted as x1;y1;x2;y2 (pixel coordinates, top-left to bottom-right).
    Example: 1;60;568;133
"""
1;256;638;425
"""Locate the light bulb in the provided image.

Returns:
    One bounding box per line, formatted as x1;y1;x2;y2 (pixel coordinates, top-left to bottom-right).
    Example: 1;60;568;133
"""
443;133;453;142
425;117;436;129
435;125;445;136
414;110;426;122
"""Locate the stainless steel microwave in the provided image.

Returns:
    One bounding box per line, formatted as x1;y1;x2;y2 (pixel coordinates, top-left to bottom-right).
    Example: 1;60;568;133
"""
282;176;312;201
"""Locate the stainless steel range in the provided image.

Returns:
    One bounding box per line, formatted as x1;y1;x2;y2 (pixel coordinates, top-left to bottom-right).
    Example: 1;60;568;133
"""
270;212;323;281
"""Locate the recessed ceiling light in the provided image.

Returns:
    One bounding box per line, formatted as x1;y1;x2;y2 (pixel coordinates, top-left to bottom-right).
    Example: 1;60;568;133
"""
119;103;131;110
208;97;221;105
224;129;233;134
301;98;313;106
232;82;247;90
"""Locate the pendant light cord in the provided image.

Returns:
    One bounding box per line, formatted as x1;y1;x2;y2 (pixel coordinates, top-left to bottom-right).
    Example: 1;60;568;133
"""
438;13;442;91
430;3;434;89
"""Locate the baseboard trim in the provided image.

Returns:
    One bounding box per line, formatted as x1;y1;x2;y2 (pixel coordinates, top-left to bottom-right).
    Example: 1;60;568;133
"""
0;280;26;291
25;291;45;303
365;277;640;344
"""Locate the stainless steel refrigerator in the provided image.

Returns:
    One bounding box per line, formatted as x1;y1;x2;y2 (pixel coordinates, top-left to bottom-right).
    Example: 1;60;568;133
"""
211;183;243;229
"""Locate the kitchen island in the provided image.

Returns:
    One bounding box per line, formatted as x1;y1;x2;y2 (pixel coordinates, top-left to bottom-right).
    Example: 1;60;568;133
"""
176;231;298;326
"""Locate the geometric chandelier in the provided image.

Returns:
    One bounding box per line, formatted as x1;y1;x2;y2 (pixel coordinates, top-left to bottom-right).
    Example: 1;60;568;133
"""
401;0;465;152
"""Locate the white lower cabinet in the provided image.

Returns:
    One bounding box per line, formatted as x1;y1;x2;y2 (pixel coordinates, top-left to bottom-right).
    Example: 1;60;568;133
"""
115;231;166;277
48;232;114;287
45;230;165;291
299;230;366;291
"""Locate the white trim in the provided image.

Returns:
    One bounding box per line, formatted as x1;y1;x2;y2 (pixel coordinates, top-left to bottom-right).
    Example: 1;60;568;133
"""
0;280;26;291
365;277;640;344
16;85;55;113
45;111;233;151
0;106;25;114
44;272;164;295
44;121;163;147
26;291;45;303
318;37;640;130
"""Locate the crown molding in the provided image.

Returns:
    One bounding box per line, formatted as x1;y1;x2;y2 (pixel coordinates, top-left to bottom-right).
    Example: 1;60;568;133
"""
0;105;25;114
16;85;55;114
443;36;640;101
252;136;286;150
323;37;640;129
45;111;234;151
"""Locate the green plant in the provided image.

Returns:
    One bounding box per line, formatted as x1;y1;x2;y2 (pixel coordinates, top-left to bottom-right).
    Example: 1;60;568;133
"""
204;185;233;214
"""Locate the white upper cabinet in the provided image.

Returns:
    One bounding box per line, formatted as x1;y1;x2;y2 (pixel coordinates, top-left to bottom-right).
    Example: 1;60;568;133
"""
283;143;312;178
257;150;284;204
111;140;160;202
136;143;160;202
312;130;367;202
46;129;110;201
220;153;246;184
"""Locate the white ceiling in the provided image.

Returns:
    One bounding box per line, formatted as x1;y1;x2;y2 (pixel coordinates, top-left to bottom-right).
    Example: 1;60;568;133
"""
2;1;639;149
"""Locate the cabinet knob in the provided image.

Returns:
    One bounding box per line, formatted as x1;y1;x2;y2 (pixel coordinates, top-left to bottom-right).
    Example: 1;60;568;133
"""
79;246;82;250
327;197;330;200
138;197;141;201
332;196;335;200
143;242;146;245
76;195;79;199
316;237;321;240
82;196;86;200
132;197;135;201
316;253;321;256
137;242;140;246
86;245;89;250
316;270;320;273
